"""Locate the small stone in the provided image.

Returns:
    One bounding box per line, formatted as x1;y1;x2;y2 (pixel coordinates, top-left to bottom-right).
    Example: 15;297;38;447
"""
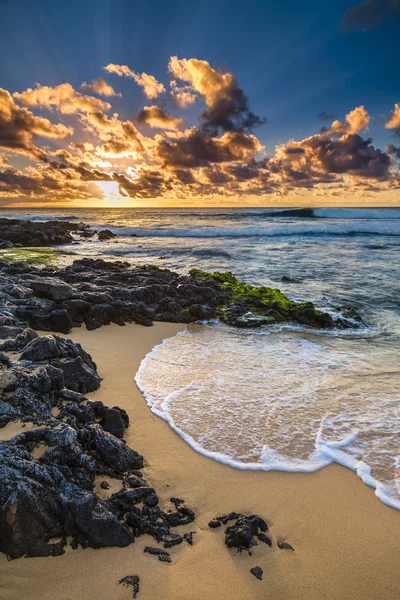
100;481;110;490
208;518;222;528
277;540;295;551
144;546;172;563
163;534;183;548
183;532;195;545
250;566;263;580
119;575;140;598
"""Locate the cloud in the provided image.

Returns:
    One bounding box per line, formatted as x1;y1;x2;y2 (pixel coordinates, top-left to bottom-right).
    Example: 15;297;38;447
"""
385;103;400;134
136;106;183;130
112;170;171;198
276;132;391;181
155;129;262;168
1;57;398;205
104;64;165;100
342;0;400;30
14;83;111;115
170;81;197;108
387;143;400;158
0;166;105;201
81;77;121;97
168;56;266;135
318;111;337;121
81;111;145;157
0;88;73;160
325;106;370;135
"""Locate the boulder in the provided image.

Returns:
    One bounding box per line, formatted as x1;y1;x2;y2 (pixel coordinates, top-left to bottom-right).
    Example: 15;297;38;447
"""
51;356;101;394
27;278;73;301
118;576;140;599
20;335;63;361
0;446;64;559
89;424;143;474
98;229;116;241
50;309;73;333
250;566;263;580
0;328;38;352
62;488;133;549
101;408;126;439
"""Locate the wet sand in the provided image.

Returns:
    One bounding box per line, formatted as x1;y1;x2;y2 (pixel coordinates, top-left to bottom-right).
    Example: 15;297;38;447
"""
1;322;399;600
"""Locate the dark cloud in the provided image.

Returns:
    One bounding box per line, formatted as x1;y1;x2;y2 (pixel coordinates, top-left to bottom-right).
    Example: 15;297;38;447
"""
200;86;266;136
0;167;104;201
136;106;183;130
298;133;391;179
172;169;197;184
387;143;400;158
318;112;338;121
168;57;266;136
112;171;171;198
342;0;400;30
155;130;261;168
0;88;72;160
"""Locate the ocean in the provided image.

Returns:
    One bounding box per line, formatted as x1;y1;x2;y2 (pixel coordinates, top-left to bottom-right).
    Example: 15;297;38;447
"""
2;206;400;508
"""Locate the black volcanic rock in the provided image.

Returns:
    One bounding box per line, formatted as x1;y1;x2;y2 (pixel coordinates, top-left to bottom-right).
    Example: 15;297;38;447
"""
101;408;126;439
62;488;134;549
250;566;263;580
98;229;116;241
144;546;172;563
0;217;93;247
27;277;73;301
0;330;195;560
209;513;269;553
119;575;140;599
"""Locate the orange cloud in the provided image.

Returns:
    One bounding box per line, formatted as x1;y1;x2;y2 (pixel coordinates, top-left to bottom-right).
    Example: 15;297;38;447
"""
386;103;400;132
81;77;121;97
137;106;183;130
81;111;145;157
168;56;265;134
104;64;165;100
170;80;197;108
328;106;370;135
0;88;73;160
14;83;111;115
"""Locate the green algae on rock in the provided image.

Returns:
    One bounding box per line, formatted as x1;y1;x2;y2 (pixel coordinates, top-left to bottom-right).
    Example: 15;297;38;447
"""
0;248;73;267
189;268;356;329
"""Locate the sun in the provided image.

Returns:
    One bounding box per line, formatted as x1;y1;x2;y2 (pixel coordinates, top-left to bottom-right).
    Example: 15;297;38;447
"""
96;181;124;201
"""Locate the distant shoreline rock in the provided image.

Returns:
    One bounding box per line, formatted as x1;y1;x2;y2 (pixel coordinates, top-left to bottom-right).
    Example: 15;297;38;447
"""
0;217;94;247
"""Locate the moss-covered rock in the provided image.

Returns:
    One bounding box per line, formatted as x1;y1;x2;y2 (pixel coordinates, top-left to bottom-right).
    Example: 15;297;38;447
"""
189;268;355;329
0;248;71;267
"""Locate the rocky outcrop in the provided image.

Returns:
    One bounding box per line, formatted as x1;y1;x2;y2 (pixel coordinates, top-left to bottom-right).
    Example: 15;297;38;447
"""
0;259;361;336
0;330;195;560
0;218;94;247
98;229;116;241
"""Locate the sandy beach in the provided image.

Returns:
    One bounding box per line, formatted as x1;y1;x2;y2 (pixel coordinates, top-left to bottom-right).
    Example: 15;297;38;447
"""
1;322;400;600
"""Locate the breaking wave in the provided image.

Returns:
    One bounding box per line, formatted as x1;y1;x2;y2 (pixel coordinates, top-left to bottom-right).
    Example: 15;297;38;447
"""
136;324;400;510
97;222;400;238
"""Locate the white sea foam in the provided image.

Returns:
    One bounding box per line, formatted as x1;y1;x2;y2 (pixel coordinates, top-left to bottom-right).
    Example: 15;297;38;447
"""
135;324;400;510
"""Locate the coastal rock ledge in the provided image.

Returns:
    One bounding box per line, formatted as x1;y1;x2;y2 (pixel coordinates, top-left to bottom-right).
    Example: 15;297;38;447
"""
0;258;362;334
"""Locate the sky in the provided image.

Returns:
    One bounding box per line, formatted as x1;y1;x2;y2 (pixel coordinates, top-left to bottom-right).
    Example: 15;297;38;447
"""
0;0;399;207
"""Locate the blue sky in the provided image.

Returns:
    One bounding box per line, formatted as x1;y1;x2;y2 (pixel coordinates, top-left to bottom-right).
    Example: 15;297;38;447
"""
0;0;398;149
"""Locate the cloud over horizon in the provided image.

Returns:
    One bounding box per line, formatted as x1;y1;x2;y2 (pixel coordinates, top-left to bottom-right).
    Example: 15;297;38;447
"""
0;57;399;205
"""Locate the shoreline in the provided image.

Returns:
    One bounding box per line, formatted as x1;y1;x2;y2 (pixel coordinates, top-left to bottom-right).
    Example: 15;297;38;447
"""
2;322;399;600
